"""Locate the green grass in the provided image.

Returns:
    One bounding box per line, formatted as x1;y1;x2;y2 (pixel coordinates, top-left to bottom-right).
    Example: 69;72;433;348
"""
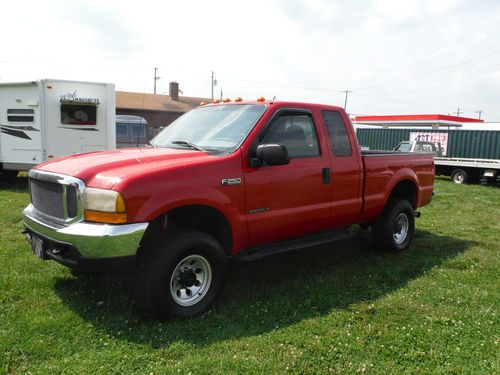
0;176;498;374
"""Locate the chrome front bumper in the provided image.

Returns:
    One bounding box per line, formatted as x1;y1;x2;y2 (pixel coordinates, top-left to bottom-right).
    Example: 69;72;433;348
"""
22;204;148;258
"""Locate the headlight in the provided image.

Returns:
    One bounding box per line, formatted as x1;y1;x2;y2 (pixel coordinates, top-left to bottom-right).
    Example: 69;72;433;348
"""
83;188;127;224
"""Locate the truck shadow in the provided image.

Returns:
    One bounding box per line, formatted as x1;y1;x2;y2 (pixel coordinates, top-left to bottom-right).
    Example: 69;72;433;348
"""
53;229;475;349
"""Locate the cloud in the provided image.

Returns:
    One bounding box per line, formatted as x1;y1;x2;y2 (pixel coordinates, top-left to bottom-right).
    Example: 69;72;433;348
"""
56;1;143;59
1;0;500;119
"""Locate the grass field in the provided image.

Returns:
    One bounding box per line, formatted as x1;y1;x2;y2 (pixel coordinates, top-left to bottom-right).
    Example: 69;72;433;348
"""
0;176;498;374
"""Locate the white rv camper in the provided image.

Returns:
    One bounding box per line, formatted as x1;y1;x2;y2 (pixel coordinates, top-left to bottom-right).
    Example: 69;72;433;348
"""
0;79;115;173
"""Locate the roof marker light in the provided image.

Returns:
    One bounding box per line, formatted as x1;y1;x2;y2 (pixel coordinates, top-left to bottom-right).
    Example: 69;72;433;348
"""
200;101;207;106
213;99;221;104
222;98;231;103
257;96;266;102
234;97;243;102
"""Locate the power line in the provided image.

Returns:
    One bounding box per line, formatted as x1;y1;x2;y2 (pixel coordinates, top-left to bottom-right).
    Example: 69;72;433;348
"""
357;49;500;91
351;91;466;112
3;49;499;99
218;75;344;93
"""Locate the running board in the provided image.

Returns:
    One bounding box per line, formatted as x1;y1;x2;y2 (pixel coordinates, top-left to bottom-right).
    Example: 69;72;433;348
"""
236;228;352;261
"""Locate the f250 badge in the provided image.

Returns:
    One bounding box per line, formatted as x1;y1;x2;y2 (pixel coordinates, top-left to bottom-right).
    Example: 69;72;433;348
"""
221;178;241;186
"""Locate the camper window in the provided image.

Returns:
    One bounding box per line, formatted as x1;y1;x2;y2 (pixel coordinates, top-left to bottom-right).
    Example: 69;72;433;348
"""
7;109;34;123
61;104;97;125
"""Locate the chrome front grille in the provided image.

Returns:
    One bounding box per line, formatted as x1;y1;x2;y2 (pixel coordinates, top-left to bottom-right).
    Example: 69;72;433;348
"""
30;178;65;219
28;170;85;224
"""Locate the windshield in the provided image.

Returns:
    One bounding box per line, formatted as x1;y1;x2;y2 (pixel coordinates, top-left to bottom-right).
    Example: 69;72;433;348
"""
151;104;267;153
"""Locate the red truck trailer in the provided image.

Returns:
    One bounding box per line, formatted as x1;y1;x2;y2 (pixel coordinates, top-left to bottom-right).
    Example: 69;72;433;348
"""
22;100;434;318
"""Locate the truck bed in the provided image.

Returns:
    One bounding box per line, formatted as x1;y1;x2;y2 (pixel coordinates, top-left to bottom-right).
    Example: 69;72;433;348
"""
359;151;435;223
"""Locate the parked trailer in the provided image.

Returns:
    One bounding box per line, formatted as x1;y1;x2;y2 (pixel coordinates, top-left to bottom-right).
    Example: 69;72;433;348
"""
0;79;115;174
356;128;500;184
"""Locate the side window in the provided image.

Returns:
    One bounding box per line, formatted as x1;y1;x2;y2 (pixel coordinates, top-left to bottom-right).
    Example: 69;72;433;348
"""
321;111;352;157
261;114;320;158
61;104;97;125
132;125;146;137
7;108;34;123
116;124;128;137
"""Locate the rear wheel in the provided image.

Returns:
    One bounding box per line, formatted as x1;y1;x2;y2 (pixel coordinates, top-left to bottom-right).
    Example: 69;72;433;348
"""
135;228;227;319
450;168;468;184
372;198;415;253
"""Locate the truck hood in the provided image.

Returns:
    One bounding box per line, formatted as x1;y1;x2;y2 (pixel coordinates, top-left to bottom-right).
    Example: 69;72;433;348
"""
35;147;217;189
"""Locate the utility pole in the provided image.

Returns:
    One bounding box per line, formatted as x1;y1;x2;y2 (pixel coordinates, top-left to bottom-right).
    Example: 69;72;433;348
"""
211;71;217;100
343;90;351;111
474;110;483;119
154;67;161;95
454;107;462;116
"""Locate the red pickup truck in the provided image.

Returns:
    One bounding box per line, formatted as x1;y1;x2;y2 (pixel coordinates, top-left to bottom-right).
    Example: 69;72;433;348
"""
22;100;434;318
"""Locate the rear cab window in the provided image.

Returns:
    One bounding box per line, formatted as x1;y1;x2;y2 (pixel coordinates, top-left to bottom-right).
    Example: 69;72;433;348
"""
321;110;352;157
396;142;411;152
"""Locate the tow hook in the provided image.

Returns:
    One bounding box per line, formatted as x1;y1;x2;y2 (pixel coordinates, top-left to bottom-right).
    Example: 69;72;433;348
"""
413;210;421;218
21;228;32;243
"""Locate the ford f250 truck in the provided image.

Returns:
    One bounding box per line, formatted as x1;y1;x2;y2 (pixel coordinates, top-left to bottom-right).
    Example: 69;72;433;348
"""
22;100;434;318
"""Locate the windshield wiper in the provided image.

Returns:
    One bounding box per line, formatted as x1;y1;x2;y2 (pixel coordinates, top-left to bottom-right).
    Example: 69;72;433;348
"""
171;140;205;152
146;141;157;148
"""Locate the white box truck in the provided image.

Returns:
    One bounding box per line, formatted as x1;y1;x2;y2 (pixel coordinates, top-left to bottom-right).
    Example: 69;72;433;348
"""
0;79;115;174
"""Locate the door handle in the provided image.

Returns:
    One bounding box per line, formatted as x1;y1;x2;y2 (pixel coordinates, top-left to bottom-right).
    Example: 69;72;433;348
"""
322;167;331;184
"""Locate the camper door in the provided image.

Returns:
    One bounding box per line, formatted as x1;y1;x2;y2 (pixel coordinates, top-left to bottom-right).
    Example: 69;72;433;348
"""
0;84;44;170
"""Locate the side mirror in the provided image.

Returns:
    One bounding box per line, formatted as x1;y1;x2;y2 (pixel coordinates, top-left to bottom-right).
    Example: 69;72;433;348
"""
251;144;289;167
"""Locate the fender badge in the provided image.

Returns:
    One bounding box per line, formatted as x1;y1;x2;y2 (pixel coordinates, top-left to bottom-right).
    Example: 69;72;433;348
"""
221;177;241;186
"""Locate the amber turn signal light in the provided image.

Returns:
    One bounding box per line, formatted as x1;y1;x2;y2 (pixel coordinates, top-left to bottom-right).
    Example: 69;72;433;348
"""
84;211;128;224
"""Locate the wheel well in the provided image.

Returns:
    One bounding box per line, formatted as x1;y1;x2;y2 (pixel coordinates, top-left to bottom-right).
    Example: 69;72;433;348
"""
139;205;233;256
389;180;417;208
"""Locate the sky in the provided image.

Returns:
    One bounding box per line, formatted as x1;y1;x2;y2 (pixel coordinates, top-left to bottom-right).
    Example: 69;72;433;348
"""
1;0;500;120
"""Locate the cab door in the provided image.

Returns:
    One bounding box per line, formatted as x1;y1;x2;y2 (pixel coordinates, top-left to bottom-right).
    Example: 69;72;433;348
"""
244;109;333;248
320;110;363;227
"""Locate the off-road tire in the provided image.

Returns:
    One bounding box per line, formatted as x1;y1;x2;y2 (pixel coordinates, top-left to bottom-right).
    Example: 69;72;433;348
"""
135;228;227;319
372;198;415;253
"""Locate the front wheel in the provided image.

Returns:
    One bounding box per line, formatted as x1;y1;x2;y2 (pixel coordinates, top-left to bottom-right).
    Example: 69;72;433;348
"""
372;198;415;253
135;228;227;319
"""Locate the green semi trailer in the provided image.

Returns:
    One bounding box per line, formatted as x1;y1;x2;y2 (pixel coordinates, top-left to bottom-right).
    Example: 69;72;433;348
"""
356;128;500;184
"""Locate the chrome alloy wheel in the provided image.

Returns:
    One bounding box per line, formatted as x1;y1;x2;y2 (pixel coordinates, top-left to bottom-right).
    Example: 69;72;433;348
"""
170;255;212;306
393;213;409;245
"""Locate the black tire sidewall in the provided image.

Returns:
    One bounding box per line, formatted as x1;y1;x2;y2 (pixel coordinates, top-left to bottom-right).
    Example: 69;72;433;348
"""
136;229;227;319
373;199;415;253
390;202;414;251
451;169;467;184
